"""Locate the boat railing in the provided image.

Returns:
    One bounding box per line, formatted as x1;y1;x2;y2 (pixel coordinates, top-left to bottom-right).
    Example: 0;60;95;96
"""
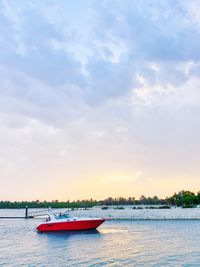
26;206;91;218
27;208;71;218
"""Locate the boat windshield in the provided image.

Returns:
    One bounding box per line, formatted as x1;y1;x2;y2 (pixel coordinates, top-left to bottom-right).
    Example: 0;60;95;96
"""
55;213;69;219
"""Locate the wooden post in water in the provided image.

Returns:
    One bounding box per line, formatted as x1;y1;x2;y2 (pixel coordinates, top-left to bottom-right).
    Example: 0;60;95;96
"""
25;206;28;219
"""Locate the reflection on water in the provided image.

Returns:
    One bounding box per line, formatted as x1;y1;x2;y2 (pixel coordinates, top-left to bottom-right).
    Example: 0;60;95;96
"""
39;229;100;237
100;228;129;234
0;210;200;266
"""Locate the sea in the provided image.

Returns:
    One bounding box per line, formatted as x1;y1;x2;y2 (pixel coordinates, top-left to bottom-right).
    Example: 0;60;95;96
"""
0;209;200;266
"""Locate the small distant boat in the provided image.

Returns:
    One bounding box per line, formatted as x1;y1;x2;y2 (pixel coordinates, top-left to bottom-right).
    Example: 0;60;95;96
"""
36;211;107;232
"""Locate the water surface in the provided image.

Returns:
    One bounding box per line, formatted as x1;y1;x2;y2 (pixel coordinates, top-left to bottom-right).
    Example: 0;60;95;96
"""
0;210;200;266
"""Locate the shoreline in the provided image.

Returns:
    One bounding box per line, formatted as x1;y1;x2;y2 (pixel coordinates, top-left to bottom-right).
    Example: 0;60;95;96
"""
1;206;200;220
69;206;200;220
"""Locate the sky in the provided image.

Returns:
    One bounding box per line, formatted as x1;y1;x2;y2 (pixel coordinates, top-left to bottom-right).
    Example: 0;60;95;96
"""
0;0;200;201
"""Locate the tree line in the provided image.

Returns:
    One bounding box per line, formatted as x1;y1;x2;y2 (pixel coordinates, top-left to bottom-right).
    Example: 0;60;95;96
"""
0;190;200;209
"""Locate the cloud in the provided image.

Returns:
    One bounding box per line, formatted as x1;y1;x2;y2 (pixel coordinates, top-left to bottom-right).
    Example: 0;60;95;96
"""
1;0;200;109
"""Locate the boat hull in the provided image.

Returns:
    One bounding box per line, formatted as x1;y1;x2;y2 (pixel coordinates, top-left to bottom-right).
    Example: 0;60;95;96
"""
37;219;106;232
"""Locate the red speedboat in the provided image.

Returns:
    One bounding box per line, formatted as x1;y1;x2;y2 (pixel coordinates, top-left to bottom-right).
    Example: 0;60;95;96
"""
37;212;107;232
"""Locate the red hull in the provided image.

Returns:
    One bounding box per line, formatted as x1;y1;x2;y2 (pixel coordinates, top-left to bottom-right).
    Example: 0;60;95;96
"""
37;219;105;232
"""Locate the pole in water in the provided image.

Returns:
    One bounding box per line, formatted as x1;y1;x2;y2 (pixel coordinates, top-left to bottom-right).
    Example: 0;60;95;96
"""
25;206;28;219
